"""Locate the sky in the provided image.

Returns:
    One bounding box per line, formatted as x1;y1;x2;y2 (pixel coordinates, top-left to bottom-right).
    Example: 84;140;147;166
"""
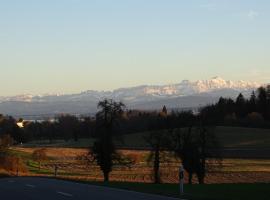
0;0;270;96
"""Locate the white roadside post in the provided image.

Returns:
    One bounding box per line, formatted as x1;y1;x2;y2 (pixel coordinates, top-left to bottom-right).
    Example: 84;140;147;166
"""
179;165;184;196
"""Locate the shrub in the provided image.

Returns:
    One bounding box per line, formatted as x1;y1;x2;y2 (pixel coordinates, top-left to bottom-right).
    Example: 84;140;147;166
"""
0;155;28;174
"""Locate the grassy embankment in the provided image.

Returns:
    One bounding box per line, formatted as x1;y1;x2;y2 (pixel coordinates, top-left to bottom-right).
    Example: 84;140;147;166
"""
55;179;270;200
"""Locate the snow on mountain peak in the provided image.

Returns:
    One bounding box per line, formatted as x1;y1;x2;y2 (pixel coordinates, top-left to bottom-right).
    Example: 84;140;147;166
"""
0;77;264;117
0;77;262;103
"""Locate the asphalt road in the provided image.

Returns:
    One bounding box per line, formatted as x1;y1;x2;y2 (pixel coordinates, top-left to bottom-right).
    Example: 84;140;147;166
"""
0;177;179;200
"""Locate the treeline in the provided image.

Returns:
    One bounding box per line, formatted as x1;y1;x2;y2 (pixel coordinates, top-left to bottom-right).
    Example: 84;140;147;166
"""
0;107;201;143
4;112;209;143
201;85;270;128
0;85;270;143
0;100;219;184
86;99;219;184
0;114;95;143
0;116;24;143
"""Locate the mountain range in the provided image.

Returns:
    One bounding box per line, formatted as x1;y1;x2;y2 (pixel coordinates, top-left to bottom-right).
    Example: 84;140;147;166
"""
0;77;263;119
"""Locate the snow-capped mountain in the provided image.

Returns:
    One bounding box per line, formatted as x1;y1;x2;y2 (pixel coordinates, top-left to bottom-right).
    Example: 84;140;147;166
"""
0;77;263;118
111;76;260;99
0;77;260;102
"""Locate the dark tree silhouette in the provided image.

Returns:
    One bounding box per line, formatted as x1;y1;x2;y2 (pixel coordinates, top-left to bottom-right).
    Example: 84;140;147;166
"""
172;117;221;184
144;130;171;184
266;85;270;120
199;85;270;128
235;93;246;118
41;121;55;143
172;127;198;184
90;99;128;182
257;87;268;119
248;91;257;113
162;105;168;116
144;110;173;183
0;116;23;143
57;115;79;141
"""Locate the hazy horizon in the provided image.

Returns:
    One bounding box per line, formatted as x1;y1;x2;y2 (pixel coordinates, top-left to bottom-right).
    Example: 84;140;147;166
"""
1;0;270;96
0;76;265;97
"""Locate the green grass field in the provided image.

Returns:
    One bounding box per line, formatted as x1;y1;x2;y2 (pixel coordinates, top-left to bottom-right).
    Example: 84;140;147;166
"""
121;126;270;149
21;126;270;149
214;126;270;149
57;179;270;200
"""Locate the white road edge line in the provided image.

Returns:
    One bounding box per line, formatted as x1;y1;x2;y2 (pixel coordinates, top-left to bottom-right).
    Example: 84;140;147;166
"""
25;184;36;188
57;191;73;197
8;180;15;183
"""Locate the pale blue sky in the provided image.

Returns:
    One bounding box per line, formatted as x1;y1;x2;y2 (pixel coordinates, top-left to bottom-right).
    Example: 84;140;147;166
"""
0;0;269;95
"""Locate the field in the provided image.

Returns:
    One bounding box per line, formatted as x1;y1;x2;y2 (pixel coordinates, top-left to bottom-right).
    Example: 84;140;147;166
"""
4;146;270;184
22;126;270;148
21;126;270;159
1;126;269;199
3;126;268;183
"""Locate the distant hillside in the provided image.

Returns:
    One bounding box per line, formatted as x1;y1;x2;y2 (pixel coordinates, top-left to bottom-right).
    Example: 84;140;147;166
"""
0;77;262;118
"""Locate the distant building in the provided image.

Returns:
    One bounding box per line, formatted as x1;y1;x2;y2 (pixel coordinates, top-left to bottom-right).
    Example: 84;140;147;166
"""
16;121;24;128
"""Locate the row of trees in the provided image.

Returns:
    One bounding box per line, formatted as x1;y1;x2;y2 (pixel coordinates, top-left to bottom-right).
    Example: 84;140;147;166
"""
201;85;270;127
0;108;212;144
87;99;220;184
0;115;24;143
1;101;220;184
0;114;96;143
3;86;268;144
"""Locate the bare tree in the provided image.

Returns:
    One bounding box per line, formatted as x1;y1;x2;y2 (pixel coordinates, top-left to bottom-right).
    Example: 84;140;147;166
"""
172;122;222;184
90;99;131;182
0;134;13;152
144;130;171;183
144;110;171;184
32;148;48;171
